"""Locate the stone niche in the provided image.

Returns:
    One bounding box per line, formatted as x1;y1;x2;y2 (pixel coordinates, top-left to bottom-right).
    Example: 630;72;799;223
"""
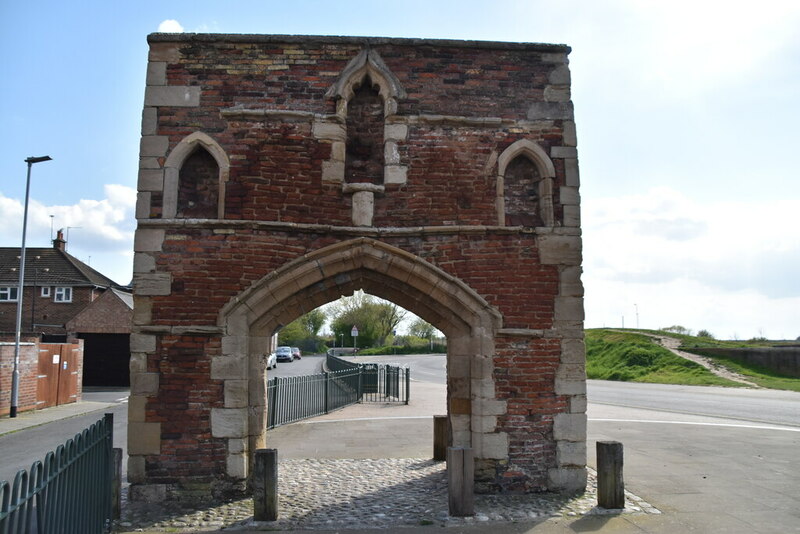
131;33;585;501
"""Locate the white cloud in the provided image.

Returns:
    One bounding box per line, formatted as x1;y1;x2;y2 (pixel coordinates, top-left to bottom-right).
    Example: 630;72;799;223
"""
559;0;800;107
157;19;184;33
583;187;800;339
0;185;137;285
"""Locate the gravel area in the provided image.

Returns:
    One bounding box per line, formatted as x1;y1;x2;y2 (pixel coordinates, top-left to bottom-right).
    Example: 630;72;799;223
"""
116;459;658;532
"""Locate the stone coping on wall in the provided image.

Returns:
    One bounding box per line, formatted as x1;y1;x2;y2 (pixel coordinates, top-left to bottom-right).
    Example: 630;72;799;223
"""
147;33;571;54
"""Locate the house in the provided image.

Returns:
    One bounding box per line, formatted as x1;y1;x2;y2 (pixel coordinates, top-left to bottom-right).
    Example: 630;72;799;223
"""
0;230;132;386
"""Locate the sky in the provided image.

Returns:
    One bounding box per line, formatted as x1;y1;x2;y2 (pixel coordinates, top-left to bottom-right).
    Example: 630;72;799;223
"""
1;0;798;340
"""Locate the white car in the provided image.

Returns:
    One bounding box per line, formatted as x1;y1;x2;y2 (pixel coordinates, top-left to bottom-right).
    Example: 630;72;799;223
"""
265;352;277;370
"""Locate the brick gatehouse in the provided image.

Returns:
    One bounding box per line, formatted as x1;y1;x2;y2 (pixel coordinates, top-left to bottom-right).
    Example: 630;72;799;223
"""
130;33;585;500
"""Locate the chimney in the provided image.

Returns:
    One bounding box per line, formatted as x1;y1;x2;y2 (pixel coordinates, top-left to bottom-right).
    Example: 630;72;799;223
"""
53;229;66;251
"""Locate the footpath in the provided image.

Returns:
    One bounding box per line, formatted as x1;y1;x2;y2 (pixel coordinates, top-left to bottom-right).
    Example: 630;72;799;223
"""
3;381;794;533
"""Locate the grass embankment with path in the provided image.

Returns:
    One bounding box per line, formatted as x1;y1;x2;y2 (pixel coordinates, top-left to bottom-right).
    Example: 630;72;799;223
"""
586;329;800;392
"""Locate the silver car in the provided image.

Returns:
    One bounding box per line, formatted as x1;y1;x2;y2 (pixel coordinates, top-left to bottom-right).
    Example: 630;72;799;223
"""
265;352;277;370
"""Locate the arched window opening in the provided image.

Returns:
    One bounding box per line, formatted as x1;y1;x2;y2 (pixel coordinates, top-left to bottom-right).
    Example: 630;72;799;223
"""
345;77;385;185
504;154;542;227
178;147;220;218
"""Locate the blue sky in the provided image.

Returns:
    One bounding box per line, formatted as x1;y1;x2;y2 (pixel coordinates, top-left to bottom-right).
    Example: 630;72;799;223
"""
1;0;798;339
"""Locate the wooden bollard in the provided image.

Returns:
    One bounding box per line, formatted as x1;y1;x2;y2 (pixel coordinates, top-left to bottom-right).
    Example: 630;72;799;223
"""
597;441;624;509
433;415;448;461
447;447;474;516
253;449;278;521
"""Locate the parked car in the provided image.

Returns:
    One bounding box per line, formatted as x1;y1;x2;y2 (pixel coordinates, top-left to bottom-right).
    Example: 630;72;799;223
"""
265;352;277;370
275;346;294;362
291;347;302;360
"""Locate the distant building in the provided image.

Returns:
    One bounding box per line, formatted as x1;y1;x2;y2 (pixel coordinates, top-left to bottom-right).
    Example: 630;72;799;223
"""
0;230;132;385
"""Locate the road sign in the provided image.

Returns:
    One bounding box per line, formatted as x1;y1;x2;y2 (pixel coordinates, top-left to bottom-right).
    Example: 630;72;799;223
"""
351;326;359;337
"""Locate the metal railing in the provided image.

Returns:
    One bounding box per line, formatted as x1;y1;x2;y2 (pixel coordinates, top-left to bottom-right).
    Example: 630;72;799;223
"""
0;413;114;534
327;354;410;404
266;356;410;430
267;368;362;429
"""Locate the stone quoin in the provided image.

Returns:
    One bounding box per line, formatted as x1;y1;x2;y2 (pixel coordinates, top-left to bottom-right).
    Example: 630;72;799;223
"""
130;33;586;501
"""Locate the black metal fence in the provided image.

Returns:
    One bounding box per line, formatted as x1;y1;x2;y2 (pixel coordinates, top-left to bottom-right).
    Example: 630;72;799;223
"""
266;355;410;430
0;413;115;534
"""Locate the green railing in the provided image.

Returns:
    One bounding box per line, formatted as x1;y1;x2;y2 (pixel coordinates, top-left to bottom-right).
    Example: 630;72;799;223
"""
327;354;410;404
267;369;362;429
0;413;115;534
266;356;410;430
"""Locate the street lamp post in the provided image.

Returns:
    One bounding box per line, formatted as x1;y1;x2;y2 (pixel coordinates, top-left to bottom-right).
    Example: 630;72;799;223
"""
11;155;51;418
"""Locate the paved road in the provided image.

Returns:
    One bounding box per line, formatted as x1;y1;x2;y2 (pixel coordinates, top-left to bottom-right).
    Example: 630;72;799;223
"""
338;353;447;384
268;353;325;378
588;380;800;427
0;390;128;484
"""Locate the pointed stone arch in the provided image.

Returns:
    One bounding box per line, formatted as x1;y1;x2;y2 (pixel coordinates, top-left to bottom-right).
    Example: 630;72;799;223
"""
163;131;230;219
496;139;556;227
215;238;503;481
326;49;407;118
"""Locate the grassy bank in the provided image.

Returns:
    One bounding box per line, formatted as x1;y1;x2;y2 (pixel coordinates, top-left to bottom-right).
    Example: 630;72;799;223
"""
587;328;800;392
586;329;742;387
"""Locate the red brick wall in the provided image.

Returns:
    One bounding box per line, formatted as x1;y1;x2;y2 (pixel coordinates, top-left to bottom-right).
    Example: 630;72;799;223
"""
0;287;99;336
0;336;38;416
135;35;582;495
149;40;569;227
66;290;132;334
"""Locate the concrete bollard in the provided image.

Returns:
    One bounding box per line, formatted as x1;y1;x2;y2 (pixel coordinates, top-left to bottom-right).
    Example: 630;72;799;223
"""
597;441;625;509
433;415;448;461
253;449;278;521
447;446;474;517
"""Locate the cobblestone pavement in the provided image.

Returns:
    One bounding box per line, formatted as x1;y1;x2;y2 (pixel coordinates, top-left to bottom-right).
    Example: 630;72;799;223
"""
116;459;659;532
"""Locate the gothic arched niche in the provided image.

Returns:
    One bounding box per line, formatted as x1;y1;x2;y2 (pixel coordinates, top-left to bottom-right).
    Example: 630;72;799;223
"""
345;77;385;185
504;154;542;227
178;147;220;218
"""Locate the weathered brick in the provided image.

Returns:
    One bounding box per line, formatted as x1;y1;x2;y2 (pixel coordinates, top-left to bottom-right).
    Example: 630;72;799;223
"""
131;33;584;499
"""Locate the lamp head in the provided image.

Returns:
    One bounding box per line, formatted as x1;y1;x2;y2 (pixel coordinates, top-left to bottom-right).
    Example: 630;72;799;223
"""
25;155;52;164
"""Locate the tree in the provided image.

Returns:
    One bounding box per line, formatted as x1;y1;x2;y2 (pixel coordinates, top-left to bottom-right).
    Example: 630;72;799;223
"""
328;291;406;348
278;309;328;350
660;325;693;336
300;308;325;337
408;318;435;339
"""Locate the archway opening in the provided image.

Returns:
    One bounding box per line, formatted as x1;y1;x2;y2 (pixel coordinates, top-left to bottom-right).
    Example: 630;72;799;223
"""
216;238;502;487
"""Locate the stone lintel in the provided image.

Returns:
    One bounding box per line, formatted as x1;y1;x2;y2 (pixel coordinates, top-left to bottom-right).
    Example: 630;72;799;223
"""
550;146;578;159
133;272;172;296
140;135;169;157
538;235;582;266
548;467;587;493
553;413;587;442
128;422;161;455
130;333;157;353
130;372;159;395
146;61;167;86
211;407;248;438
384;165;407;185
144;86;201;107
134;229;165;252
